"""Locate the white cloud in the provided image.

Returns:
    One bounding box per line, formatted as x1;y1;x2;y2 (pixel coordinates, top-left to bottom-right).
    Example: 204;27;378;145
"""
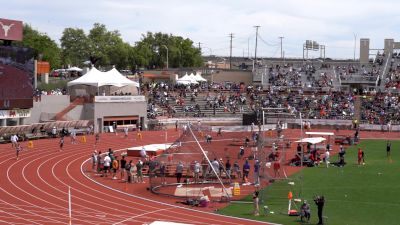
1;0;399;59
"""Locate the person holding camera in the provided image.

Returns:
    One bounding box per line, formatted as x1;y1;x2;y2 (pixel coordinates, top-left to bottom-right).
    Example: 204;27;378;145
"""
314;195;325;225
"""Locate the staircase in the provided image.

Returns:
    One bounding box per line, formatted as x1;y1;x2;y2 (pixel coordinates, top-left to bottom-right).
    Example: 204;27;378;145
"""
54;97;84;121
153;93;252;118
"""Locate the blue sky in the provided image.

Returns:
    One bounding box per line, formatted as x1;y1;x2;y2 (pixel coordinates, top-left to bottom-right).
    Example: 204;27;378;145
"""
2;0;400;59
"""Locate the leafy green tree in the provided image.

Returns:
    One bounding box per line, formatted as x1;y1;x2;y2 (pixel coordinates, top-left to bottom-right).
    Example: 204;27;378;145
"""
133;32;203;69
60;28;90;67
17;24;61;69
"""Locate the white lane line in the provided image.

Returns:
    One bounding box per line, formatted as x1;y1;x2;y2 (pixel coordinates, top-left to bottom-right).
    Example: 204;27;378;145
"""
30;149;106;224
81;150;276;225
62;153;202;225
0;146;62;224
113;207;174;225
15;148;96;224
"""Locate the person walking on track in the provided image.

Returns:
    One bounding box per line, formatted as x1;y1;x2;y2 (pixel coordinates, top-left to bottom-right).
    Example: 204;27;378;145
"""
59;136;64;151
15;143;22;160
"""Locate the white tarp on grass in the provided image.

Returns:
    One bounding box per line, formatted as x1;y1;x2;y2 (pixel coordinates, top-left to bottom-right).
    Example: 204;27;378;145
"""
295;137;326;144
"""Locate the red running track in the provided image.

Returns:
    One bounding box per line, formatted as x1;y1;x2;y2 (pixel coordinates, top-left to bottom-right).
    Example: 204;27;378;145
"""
0;131;273;225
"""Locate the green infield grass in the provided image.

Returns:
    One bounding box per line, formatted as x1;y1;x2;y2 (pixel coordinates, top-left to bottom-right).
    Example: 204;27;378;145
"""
218;140;400;225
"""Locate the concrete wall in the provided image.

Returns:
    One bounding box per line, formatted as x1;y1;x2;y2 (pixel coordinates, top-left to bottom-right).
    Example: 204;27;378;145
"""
206;70;252;85
360;38;370;64
384;39;394;55
94;101;147;133
25;95;70;124
64;104;94;121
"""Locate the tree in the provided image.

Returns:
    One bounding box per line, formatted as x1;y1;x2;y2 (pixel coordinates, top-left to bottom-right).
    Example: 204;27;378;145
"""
133;32;203;69
17;24;61;69
60;28;90;67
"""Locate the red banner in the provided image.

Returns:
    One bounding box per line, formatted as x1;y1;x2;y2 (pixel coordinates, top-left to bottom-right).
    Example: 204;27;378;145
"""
0;18;23;41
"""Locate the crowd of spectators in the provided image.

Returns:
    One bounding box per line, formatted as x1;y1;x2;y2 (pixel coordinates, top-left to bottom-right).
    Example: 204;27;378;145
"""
384;52;400;89
144;81;249;118
361;92;400;124
250;88;354;120
267;65;302;87
34;88;67;101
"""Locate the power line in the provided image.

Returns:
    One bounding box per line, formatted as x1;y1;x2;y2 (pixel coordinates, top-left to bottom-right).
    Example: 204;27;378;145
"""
257;34;280;47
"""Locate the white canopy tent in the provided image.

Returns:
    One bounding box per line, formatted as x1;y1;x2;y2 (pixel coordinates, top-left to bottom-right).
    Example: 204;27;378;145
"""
67;67;139;88
194;72;207;82
176;73;198;85
189;73;196;81
67;66;83;72
67;67;139;97
105;68;139;87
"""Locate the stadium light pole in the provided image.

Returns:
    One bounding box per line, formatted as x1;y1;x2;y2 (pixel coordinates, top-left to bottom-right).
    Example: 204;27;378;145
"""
353;33;357;61
254;25;260;60
162;45;169;70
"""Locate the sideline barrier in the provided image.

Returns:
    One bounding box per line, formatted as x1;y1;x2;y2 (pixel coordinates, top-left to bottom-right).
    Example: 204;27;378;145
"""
233;182;240;196
27;141;34;149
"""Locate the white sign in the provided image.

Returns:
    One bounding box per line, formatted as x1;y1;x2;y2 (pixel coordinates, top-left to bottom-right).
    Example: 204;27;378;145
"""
0;109;31;119
94;95;145;103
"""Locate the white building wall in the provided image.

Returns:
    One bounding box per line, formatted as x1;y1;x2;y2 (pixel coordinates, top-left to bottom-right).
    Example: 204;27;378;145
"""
25;95;70;124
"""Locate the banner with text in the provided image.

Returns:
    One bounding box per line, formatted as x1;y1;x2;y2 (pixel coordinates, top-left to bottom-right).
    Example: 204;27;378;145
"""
0;109;31;119
94;96;145;103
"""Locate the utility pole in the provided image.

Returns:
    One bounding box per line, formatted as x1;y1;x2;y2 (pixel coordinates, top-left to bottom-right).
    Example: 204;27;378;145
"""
254;25;260;60
198;42;202;50
248;37;250;58
229;33;234;69
279;36;284;59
